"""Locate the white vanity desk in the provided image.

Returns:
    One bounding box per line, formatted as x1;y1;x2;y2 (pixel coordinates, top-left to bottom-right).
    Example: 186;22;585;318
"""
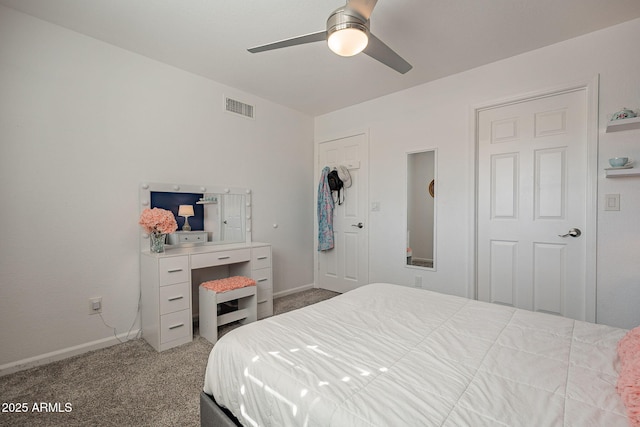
140;242;273;352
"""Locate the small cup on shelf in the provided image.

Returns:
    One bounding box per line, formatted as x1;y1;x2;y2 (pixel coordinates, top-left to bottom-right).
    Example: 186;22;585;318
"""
609;157;629;168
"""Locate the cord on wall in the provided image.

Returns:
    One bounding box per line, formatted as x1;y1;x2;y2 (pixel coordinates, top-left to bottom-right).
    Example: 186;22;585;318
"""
98;289;142;343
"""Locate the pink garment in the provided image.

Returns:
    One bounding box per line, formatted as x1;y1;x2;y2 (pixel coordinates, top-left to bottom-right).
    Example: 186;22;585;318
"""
617;326;640;426
200;276;256;293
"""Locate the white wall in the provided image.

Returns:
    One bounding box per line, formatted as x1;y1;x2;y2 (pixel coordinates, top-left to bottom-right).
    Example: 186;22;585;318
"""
315;18;640;330
0;6;314;369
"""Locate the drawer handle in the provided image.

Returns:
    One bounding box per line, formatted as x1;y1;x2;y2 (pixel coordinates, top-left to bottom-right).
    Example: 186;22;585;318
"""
218;256;231;260
257;278;268;282
168;323;184;330
257;256;268;260
167;268;183;273
168;295;184;302
258;299;267;304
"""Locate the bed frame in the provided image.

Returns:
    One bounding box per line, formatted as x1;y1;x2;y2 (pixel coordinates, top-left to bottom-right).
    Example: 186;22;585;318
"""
200;391;241;427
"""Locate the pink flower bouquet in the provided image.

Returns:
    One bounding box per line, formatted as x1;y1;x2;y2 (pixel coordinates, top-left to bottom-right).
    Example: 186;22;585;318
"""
139;208;178;235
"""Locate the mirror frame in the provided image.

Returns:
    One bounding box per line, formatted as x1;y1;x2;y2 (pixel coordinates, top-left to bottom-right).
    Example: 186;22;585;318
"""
405;149;437;271
139;182;252;250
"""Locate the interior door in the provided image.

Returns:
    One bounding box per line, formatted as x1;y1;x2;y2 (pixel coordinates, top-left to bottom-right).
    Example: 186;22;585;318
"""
317;134;369;293
477;89;593;321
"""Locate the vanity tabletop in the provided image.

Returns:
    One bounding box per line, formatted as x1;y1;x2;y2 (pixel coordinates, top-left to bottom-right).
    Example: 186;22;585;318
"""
141;241;270;257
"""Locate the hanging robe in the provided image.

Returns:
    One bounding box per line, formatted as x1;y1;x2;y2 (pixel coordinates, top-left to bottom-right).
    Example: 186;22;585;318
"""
317;166;335;251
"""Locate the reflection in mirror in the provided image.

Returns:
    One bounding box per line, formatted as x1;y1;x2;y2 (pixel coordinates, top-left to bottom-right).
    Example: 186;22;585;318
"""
139;183;251;249
406;150;436;270
220;194;245;242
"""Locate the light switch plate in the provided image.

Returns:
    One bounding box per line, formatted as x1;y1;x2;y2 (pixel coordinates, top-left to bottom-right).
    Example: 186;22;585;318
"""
605;194;620;211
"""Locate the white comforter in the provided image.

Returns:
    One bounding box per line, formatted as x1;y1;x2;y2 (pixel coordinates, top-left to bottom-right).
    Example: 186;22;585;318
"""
203;283;628;426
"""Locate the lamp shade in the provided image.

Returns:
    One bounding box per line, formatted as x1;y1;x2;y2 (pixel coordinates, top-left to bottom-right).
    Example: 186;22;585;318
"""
178;205;194;217
328;28;368;57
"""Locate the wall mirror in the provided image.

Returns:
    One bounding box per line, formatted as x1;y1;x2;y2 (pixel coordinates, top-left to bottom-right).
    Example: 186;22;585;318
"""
406;149;436;270
139;182;251;249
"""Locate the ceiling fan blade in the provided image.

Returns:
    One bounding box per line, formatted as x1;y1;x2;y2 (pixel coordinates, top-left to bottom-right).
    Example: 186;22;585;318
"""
346;0;378;20
363;33;412;74
248;30;327;53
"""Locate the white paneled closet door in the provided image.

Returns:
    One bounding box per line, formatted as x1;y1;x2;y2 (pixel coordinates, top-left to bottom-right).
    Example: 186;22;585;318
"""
477;89;592;321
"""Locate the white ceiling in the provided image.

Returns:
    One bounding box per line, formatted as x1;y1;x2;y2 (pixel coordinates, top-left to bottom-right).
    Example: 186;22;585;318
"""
3;0;640;116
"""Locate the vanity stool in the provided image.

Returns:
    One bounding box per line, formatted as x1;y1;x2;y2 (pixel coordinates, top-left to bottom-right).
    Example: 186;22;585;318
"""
199;276;257;345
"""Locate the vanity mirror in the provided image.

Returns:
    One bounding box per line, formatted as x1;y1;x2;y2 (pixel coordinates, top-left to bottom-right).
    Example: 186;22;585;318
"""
139;182;251;250
406;150;436;270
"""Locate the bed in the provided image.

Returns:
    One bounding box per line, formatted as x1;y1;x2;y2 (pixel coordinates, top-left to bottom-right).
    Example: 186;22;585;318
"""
202;283;633;426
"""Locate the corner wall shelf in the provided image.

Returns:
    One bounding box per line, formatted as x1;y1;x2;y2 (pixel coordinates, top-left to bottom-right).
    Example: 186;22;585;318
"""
606;116;640;133
605;168;640;178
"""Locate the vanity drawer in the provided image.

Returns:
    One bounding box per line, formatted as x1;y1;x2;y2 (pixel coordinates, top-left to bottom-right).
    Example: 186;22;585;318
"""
254;273;272;303
160;309;191;344
191;248;250;269
169;231;208;244
257;300;273;318
180;232;206;243
252;246;272;270
159;282;190;315
159;256;189;286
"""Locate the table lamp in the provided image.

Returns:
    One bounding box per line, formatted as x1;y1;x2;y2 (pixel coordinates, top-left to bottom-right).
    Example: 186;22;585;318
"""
178;205;194;231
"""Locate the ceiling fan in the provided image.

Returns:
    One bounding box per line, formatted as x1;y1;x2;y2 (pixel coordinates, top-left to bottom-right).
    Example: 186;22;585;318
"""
247;0;412;74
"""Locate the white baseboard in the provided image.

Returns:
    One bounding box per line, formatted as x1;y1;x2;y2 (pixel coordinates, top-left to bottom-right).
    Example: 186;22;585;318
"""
0;329;141;377
273;283;315;299
3;284;323;376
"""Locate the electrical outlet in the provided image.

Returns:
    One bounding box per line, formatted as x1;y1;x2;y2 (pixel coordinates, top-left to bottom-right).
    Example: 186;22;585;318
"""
89;297;102;315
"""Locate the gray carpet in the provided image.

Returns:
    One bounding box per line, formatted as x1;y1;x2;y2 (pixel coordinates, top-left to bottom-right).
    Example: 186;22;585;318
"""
0;288;339;427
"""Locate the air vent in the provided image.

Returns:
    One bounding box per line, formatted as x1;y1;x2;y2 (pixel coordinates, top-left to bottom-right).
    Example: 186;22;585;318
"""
225;97;254;119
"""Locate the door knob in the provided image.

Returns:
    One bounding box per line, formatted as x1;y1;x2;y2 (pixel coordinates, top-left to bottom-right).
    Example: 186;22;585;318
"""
351;222;364;229
558;228;581;238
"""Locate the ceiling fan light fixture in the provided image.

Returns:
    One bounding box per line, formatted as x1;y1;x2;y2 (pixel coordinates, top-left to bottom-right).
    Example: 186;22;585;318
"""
248;1;412;74
326;7;369;57
328;27;369;57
